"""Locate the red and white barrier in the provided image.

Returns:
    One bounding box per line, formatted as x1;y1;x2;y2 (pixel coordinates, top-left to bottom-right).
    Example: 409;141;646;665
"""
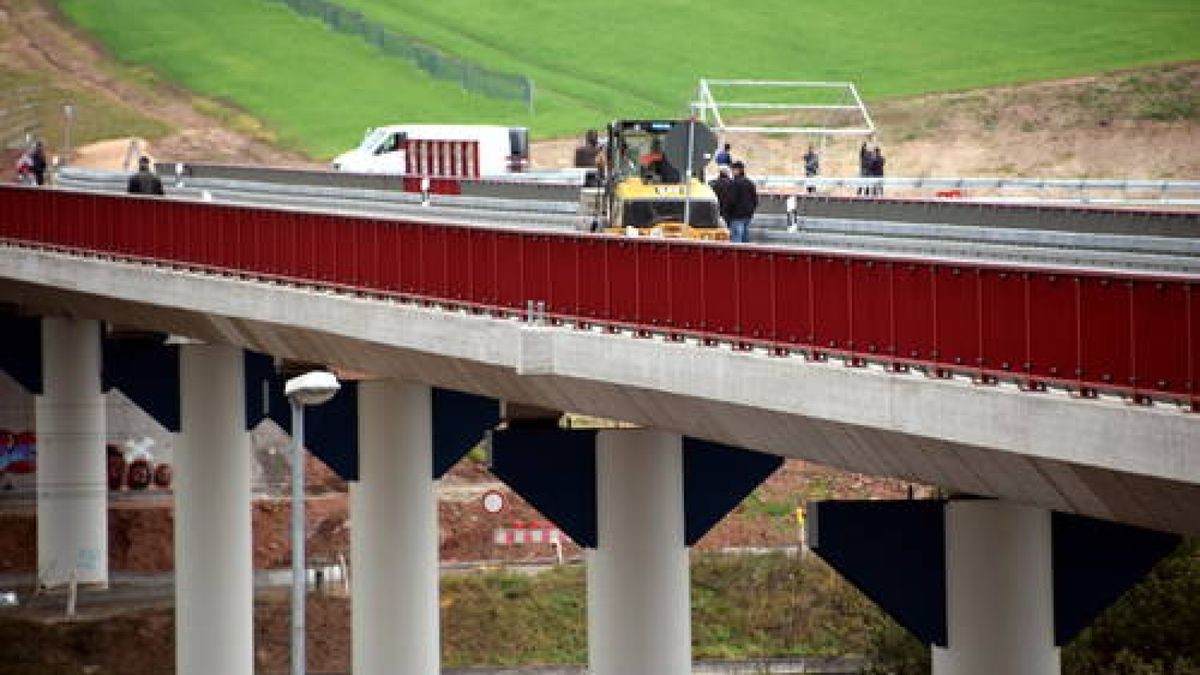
493;520;562;546
404;140;480;179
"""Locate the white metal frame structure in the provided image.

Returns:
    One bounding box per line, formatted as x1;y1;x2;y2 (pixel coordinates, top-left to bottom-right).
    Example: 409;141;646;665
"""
692;79;876;136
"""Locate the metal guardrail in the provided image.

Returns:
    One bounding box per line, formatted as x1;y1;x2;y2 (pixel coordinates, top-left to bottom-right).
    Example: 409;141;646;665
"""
54;167;1200;274
759;175;1200;197
54;168;588;233
758;193;1200;238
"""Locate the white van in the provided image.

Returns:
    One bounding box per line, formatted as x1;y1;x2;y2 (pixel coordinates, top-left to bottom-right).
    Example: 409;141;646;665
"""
331;124;529;176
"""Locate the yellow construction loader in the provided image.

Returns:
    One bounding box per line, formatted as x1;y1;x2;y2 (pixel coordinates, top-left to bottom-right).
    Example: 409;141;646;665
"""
587;120;729;241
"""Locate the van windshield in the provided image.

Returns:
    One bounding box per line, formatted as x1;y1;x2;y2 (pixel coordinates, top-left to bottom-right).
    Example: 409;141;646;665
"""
359;128;391;152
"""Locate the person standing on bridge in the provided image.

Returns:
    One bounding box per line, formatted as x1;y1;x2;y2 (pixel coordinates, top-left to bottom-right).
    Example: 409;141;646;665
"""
28;140;47;186
803;145;820;194
715;142;733;168
709;164;734;227
727;161;758;243
869;146;886;196
857;140;871;196
127;156;165;195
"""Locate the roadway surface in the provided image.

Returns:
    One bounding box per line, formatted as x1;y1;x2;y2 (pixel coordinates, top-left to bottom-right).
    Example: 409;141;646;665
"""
55;167;1200;274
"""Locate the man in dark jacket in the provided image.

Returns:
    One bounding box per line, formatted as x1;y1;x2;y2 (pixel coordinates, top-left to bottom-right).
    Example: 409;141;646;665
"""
29;141;47;186
709;164;734;226
869;146;886;195
803;145;820;194
727;161;758;243
127;156;165;195
857;141;870;196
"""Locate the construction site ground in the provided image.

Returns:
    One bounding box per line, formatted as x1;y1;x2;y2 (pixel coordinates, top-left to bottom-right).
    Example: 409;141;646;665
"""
0;456;919;673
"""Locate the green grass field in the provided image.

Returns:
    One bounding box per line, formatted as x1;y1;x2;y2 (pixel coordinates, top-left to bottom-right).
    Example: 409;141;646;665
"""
56;0;1199;158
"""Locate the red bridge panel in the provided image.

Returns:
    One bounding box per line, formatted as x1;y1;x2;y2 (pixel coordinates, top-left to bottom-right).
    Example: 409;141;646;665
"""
979;269;1027;374
545;235;579;317
669;245;705;332
1078;277;1131;389
576;238;609;320
494;232;524;310
933;265;979;370
1132;281;1190;396
772;253;812;346
701;247;737;334
607;240;639;324
1027;274;1079;385
735;249;775;341
812;257;850;351
892;263;935;362
849;259;892;356
637;243;671;327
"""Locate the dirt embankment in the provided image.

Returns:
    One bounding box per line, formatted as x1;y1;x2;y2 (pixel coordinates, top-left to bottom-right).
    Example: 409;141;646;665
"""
0;0;315;168
539;64;1200;179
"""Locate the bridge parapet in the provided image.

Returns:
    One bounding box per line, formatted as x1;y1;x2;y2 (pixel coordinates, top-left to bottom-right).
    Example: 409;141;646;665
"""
1;185;1196;410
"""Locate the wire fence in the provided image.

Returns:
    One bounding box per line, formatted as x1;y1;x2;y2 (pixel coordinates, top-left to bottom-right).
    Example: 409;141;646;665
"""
270;0;534;110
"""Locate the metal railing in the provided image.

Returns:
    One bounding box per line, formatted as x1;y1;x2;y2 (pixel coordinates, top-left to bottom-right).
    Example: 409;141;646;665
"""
1;185;1196;409
759;176;1200;206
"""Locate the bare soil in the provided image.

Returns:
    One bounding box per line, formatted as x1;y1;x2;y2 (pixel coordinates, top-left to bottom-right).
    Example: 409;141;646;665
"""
537;64;1200;179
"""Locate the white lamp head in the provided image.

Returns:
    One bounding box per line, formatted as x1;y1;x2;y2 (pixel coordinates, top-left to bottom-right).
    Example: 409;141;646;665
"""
285;371;341;407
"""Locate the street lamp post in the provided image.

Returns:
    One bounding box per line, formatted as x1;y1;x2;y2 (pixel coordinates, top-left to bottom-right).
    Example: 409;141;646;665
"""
284;371;340;675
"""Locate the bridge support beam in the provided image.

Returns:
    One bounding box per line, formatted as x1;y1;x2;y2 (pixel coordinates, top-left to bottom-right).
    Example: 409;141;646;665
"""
933;500;1059;675
352;380;439;675
588;429;691;675
175;344;253;675
811;497;1179;672
36;316;107;588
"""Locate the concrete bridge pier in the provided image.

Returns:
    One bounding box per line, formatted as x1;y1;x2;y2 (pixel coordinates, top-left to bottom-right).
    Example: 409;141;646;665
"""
933;500;1059;675
352;380;439;675
175;343;253;675
36;316;107;588
588;429;691;675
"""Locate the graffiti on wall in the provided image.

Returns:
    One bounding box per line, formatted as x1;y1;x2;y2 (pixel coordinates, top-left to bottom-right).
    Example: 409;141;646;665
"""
0;430;172;491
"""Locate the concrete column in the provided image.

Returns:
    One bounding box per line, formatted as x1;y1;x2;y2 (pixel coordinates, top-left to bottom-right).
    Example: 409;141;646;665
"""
588;429;690;675
175;344;252;675
352;380;438;675
933;500;1059;675
36;316;107;588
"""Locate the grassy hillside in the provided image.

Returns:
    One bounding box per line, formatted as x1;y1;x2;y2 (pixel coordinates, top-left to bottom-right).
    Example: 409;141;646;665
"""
336;0;1200;109
56;0;1199;158
55;0;531;157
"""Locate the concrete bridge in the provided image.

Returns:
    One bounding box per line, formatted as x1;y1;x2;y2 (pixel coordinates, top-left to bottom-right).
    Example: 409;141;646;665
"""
1;184;1196;674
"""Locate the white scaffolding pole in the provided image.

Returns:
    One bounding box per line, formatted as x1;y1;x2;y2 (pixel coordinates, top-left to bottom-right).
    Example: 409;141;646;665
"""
691;78;876;138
